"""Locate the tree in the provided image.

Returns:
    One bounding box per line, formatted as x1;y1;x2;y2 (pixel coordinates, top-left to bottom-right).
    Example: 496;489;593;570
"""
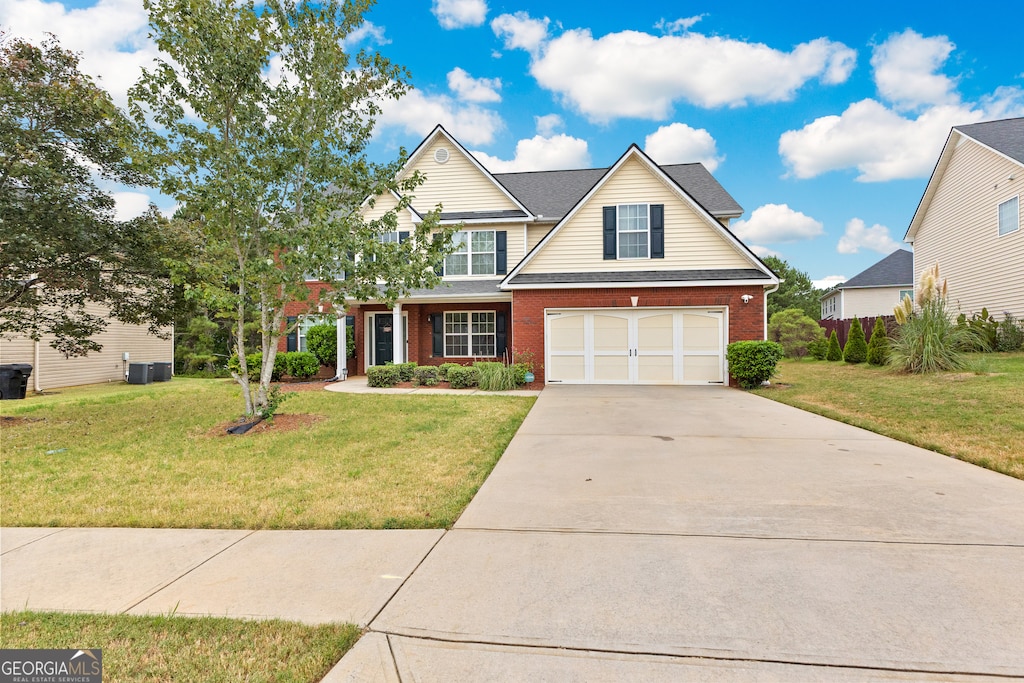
826;329;843;361
843;317;867;363
763;256;822;321
866;316;890;366
0;35;186;356
768;308;824;358
131;0;454;417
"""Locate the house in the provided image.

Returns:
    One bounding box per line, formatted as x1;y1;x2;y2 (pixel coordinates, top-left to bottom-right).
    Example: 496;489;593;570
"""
0;302;173;392
819;249;913;321
905;117;1024;319
286;125;779;385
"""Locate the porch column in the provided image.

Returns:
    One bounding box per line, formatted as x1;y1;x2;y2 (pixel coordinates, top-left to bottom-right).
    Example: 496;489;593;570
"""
336;312;346;379
392;302;404;364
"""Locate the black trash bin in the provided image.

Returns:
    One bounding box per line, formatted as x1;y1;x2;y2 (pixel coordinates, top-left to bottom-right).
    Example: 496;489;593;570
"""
0;363;33;399
152;361;172;382
127;362;154;385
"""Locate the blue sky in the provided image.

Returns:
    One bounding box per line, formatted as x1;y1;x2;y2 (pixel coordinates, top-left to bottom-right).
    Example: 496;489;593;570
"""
4;0;1023;286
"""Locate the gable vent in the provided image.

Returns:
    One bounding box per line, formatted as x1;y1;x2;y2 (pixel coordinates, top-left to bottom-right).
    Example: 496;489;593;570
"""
433;148;450;164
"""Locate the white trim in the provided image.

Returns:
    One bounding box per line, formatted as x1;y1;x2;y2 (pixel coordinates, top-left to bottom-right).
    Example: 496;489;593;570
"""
445;229;496;277
502;145;777;286
363;310;409;371
435;216;530;225
505;278;774;290
442;310;497;358
997;194;1020;237
616;203;651;259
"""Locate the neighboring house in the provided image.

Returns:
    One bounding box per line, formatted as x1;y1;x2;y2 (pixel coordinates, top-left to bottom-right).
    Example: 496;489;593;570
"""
286;125;779;385
905;117;1024;319
0;302;173;392
820;249;913;321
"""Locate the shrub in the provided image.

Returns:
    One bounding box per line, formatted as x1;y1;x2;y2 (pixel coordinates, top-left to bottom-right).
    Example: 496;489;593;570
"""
228;352;285;382
306;324;337;367
825;330;843;361
414;366;440;386
768;308;823;358
956;308;999;351
866;317;891;366
890;264;980;373
367;365;401;387
437;362;461;381
285;351;319;379
256;385;293;421
807;338;828;360
511;362;530;385
446;365;480;389
726;340;784;389
996;313;1024;352
392;362;417;382
475;361;518;391
182;354;220;375
843;318;868;363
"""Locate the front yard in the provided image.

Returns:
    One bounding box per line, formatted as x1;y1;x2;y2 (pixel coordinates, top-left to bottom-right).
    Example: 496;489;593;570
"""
0;379;535;529
753;352;1024;479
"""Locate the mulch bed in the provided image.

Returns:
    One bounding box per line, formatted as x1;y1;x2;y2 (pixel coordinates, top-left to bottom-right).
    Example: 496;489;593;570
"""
208;413;324;437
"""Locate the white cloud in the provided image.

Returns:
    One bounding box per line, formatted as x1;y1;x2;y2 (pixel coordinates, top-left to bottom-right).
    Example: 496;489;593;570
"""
871;30;956;110
112;191;152;221
655;15;706;35
432;0;487;29
749;245;783;259
447;67;501;103
837;218;902;254
342;21;390;49
814;275;847;290
375;89;502;146
643;122;723;171
471;134;591;173
494;14;855;122
731;204;824;244
491;12;550;55
535;114;563;137
0;0;157;108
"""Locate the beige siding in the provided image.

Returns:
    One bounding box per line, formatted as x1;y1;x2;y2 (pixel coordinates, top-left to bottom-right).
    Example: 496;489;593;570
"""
843;287;906;319
404;137;521;215
820;291;841;320
1;307;172;392
521;156;753;275
526;223;555;255
913;137;1024;318
362;192;416;232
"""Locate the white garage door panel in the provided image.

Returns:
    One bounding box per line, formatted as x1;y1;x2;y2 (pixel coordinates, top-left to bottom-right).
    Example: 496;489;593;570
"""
546;308;725;385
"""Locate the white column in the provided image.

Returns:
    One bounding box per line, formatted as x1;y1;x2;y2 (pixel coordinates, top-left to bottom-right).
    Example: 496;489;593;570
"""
336;313;346;379
392;302;404;364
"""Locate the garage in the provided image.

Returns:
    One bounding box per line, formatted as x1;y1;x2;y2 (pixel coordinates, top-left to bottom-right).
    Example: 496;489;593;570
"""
545;308;726;385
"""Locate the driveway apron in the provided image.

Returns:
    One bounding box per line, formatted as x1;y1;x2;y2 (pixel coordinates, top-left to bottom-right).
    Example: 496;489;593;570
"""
341;384;1024;681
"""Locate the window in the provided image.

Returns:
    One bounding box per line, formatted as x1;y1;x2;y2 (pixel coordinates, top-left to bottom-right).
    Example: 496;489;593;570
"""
298;315;330;352
444;230;495;276
444;311;495;357
998;196;1019;236
899;289;913;302
617;204;649;259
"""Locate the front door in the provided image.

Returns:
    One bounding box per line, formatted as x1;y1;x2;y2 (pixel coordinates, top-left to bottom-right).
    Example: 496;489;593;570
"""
374;314;393;365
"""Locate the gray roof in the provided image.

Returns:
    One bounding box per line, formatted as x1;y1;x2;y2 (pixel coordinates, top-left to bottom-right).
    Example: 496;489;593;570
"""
508;269;770;286
493;163;742;221
838;249;913;289
398;278;507;299
955;118;1024;165
440;209;527;221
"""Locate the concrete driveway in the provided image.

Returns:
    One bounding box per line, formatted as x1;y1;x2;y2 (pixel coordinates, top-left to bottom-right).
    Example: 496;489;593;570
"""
335;384;1024;681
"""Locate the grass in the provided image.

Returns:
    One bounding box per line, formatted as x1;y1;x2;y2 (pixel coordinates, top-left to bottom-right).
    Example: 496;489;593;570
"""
753;352;1024;479
0;611;359;682
0;379;534;529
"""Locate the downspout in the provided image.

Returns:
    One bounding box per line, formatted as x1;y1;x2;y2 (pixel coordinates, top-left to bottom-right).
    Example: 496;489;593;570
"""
33;340;41;393
763;283;780;340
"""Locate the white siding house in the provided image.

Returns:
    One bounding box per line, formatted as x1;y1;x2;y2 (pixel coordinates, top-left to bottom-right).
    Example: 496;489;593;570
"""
820;249;913;321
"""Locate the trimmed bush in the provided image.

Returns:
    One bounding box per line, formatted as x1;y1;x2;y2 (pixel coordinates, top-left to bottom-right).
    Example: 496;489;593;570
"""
866;317;890;366
389;362;417;382
446;365;480;389
843;318;868;363
306;324;337;367
228;352;286;382
768;308;823;358
475;362;519;391
807;338;828;361
285;351;320;379
414;366;440;386
367;365;401;387
825;330;843;361
726;340;784;389
437;362;461;381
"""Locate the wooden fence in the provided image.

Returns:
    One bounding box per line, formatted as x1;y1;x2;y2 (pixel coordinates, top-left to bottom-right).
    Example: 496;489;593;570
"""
819;315;897;348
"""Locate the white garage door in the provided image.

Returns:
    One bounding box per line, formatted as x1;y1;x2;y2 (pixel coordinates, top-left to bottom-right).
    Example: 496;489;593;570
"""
546;308;725;385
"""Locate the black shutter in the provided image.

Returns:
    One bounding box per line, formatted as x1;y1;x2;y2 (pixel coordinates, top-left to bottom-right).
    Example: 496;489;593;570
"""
603;206;617;260
496;231;507;275
398;231;410;243
495;311;507;358
432;313;444;356
651;204;664;259
432;233;444;276
286;316;297;352
343;250;354;280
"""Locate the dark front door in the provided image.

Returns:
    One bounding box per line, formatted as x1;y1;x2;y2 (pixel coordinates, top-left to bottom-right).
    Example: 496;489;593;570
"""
374;314;393;365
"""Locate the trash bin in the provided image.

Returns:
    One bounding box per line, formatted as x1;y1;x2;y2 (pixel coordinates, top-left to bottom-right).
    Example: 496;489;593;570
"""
127;362;154;385
152;362;172;382
0;363;33;400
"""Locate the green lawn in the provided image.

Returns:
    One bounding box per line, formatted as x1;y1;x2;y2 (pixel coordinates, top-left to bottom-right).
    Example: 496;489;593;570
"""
753;352;1024;479
0;611;359;682
0;379;534;529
